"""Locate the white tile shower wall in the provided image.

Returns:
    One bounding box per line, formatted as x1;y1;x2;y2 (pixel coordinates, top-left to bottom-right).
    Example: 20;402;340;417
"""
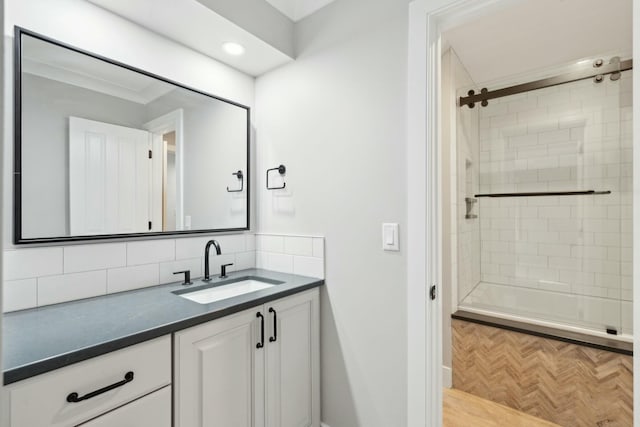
255;233;325;279
2;234;256;312
475;70;633;333
456;78;481;303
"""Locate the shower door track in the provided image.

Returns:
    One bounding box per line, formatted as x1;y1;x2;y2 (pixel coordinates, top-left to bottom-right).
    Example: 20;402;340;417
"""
460;58;633;108
474;190;612;198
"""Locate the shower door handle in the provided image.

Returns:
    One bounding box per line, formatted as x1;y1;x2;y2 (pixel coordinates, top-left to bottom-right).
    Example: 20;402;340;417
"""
430;285;437;300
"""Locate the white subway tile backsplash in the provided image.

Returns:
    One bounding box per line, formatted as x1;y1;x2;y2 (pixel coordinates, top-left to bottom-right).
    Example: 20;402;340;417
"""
38;270;107;306
3;233;324;311
107;264;159;293
127;240;175;266
256;235;285;253
174;237;209;260
4;248;63;280
234;252;256;271
284;236;313;256
293;256;324;279
245;234;256;251
3;279;37;312
267;253;294;274
64;243;126;273
256;251;268;269
215;234;246;254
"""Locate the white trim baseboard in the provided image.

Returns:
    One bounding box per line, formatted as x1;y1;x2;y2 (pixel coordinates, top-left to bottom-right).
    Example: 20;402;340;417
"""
442;365;452;388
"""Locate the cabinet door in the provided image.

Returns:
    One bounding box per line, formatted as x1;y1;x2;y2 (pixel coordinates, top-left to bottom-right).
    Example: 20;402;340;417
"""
77;386;171;427
174;308;264;427
265;289;320;427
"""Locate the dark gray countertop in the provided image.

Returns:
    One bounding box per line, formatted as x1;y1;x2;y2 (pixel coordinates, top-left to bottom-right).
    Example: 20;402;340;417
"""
3;269;323;385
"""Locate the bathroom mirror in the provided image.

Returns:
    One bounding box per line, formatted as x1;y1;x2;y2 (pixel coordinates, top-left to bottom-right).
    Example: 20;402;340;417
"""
14;27;250;243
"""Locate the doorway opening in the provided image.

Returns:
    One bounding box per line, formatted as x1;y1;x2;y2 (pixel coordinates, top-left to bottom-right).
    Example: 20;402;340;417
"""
407;0;638;425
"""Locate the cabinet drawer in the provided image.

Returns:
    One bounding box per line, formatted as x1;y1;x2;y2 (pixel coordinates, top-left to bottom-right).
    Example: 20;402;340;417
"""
77;386;171;427
8;336;171;427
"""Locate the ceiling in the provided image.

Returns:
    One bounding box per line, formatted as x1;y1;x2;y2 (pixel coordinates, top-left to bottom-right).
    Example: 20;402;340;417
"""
443;0;633;85
23;35;173;104
264;0;337;21
88;0;294;76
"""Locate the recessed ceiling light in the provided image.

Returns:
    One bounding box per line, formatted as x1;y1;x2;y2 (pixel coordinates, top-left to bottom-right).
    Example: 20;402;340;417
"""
223;42;245;56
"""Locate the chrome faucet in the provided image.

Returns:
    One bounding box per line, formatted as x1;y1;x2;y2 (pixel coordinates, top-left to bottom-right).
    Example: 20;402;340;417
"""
203;239;221;281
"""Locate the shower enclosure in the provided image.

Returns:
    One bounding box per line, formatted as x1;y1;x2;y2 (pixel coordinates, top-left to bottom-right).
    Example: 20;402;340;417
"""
454;56;633;338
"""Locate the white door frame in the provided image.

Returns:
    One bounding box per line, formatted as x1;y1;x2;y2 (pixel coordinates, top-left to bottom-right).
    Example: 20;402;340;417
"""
144;109;185;230
408;0;639;426
633;2;640;426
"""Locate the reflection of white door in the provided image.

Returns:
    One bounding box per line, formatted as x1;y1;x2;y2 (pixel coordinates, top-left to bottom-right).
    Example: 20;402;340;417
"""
69;117;151;235
144;109;184;230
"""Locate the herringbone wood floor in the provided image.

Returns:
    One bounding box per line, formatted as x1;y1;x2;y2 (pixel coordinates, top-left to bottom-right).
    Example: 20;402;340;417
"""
452;319;633;427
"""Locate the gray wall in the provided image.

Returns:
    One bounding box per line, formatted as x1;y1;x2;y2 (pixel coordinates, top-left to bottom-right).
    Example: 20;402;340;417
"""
0;0;5;419
256;0;410;425
21;73;148;238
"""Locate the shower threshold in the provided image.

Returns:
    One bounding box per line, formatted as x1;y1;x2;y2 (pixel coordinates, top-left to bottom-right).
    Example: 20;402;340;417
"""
452;309;632;355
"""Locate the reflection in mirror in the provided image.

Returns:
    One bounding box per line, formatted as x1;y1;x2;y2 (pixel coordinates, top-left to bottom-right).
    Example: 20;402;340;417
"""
16;29;249;242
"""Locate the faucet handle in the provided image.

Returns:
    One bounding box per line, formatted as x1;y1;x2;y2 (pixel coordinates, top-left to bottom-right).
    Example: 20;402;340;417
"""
173;270;192;286
220;263;234;279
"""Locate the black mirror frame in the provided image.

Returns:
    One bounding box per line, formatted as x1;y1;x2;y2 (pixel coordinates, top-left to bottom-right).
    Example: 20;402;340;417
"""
13;26;250;244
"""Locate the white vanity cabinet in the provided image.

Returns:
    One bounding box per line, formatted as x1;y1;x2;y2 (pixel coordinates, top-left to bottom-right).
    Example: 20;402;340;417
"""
174;288;320;427
77;386;171;427
6;336;171;427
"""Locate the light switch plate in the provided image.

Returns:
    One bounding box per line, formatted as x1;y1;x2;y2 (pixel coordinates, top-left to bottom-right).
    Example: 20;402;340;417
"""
382;223;399;251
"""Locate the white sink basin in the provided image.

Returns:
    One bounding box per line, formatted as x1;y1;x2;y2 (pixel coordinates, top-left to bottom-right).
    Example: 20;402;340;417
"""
177;279;276;304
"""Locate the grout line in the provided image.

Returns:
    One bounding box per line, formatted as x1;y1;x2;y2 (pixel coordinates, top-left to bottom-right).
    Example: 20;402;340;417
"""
172;239;176;261
255;232;325;239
